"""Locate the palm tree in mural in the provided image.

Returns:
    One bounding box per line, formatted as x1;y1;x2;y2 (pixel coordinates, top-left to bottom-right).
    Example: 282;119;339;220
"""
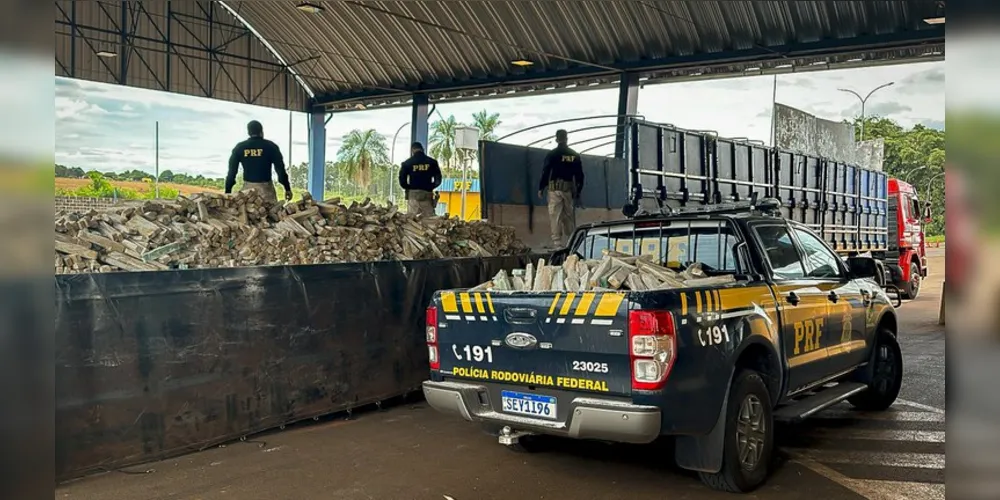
429;114;460;169
335;129;390;191
472;110;502;142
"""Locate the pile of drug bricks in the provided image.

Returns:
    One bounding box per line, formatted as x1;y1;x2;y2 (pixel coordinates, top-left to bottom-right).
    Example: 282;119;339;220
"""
471;251;738;292
54;190;527;274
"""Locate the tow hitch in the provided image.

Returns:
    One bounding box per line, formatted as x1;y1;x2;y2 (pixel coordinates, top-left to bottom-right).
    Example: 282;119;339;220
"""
498;426;534;446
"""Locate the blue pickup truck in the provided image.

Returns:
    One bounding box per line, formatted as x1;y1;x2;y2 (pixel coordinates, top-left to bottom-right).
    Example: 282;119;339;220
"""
421;201;902;493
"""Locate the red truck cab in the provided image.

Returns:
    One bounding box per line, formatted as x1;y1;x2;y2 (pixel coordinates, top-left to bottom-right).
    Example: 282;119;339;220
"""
887;179;929;299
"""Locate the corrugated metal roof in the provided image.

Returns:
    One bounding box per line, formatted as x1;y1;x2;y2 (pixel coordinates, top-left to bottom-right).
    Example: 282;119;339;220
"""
54;1;311;111
54;1;944;112
231;0;944;109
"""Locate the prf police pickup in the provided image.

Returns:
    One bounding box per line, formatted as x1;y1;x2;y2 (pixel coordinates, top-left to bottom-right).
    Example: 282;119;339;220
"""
422;199;902;493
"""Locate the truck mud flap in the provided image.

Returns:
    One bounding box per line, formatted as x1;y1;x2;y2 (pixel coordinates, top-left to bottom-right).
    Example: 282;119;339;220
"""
674;369;733;473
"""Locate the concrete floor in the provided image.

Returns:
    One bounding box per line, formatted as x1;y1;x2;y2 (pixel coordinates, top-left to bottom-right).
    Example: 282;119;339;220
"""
57;249;946;500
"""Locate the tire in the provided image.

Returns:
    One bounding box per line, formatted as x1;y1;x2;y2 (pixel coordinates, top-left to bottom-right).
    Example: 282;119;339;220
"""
901;262;921;300
698;371;774;493
849;330;903;411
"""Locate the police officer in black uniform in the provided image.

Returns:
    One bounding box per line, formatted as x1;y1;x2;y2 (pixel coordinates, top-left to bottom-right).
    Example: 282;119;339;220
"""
398;142;442;217
538;129;584;247
225;120;292;202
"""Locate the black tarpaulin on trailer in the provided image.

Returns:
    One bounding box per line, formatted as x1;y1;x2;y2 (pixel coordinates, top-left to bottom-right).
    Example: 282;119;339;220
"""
55;255;531;480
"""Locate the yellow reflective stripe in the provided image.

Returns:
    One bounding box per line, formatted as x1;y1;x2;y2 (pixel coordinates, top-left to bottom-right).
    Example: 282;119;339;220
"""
594;293;625;317
548;293;562;315
789;340;867;368
474;293;486;314
788;350;825;368
681;293;688;316
714;290;723;311
459;293;473;313
560;293;577;316
718;287;773;309
695;291;703;314
441;292;459;313
705;290;714;312
575;292;597;316
828;339;867;357
486;293;495;313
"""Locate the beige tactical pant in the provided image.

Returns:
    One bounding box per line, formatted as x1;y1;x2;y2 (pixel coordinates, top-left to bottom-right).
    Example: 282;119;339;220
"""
548;189;576;247
241;182;277;202
407;189;436;217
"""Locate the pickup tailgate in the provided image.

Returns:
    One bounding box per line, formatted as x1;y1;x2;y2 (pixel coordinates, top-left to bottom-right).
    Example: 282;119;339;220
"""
433;290;632;397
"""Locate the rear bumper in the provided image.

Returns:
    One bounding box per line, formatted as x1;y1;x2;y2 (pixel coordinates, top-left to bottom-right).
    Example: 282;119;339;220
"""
422;380;662;444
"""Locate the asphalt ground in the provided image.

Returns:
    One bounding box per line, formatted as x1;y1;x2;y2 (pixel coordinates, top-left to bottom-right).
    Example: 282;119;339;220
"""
57;248;945;500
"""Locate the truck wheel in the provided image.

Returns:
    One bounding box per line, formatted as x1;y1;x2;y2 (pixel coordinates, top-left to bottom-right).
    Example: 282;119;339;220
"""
849;331;903;411
901;262;921;300
698;371;774;493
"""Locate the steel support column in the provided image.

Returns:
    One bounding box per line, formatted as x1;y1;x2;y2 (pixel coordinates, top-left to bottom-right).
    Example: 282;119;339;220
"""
307;109;327;199
411;94;429;149
614;73;640;159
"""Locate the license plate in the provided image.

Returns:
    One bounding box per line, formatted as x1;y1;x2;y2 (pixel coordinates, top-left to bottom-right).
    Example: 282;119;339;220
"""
501;390;557;420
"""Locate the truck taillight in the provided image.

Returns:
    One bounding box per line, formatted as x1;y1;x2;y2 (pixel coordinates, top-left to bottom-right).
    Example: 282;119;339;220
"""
628;310;676;391
426;306;438;343
426;306;439;370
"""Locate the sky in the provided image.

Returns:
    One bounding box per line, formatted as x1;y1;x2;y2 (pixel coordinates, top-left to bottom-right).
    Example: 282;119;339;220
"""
54;61;944;179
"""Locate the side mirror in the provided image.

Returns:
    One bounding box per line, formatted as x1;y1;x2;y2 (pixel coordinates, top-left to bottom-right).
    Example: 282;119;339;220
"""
847;256;879;280
923;204;933;223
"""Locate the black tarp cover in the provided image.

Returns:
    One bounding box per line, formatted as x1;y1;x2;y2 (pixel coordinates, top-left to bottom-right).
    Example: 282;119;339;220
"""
55;255;530;480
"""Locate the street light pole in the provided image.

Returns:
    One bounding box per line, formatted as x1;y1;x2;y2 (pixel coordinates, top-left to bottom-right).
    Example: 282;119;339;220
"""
925;171;945;203
903;165;929;185
390;121;409;203
838;81;895;141
154;121;160;199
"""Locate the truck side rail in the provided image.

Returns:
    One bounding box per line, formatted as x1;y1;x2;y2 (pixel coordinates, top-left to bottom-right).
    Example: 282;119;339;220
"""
624;118;888;254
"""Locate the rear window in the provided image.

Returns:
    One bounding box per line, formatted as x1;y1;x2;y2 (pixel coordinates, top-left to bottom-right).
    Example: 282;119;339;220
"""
574;220;743;273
